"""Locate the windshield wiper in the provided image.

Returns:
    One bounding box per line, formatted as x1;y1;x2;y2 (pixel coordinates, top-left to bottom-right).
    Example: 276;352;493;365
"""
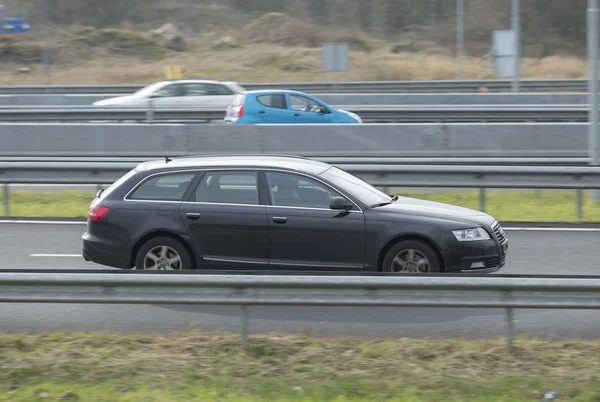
370;196;398;208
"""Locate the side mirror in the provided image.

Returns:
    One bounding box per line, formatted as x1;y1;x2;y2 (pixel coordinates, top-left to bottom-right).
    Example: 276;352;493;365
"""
330;196;353;211
318;106;330;114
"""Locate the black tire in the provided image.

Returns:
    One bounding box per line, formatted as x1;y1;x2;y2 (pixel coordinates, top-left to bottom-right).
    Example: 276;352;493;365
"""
134;236;193;271
381;240;442;273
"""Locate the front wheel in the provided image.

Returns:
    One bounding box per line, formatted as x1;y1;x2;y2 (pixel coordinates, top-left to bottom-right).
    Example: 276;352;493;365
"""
382;240;441;274
134;236;192;270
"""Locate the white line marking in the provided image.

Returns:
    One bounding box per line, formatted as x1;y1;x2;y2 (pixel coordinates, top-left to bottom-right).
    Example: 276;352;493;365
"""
30;254;82;258
0;220;86;225
503;227;600;232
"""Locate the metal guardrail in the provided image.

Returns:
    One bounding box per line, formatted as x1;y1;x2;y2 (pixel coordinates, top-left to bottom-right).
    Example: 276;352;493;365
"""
2;271;600;350
0;105;592;123
1;156;591;166
0;79;590;94
1;162;599;218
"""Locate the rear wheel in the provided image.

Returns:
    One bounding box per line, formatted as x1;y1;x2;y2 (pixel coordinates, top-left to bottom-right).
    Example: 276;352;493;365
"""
382;240;441;273
134;236;192;270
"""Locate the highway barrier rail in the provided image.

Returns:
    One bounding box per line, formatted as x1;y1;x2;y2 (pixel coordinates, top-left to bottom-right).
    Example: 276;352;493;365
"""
2;162;600;218
0;93;591;108
0;79;591;94
0;105;593;123
2;271;600;350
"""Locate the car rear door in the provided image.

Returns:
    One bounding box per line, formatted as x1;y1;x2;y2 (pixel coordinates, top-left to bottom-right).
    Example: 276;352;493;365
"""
178;170;269;269
262;170;366;270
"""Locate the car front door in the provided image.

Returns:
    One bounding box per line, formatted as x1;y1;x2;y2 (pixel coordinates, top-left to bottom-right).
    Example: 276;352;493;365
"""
178;170;269;269
288;94;335;123
263;171;366;270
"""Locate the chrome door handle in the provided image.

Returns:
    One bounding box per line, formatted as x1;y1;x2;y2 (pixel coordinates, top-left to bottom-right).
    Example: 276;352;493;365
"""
272;216;287;224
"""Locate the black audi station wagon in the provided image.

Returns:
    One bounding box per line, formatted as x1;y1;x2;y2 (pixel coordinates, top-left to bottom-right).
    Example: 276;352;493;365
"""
82;155;508;273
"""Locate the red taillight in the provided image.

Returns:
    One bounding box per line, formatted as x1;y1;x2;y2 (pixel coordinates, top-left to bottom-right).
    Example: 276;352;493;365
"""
235;105;244;118
88;205;108;221
225;105;231;117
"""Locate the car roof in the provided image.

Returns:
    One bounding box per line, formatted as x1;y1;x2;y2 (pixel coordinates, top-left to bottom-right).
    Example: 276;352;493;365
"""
240;89;306;96
137;154;332;175
153;80;237;86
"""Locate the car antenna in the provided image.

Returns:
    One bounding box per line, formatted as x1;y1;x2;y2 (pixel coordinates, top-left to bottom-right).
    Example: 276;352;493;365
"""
165;156;172;163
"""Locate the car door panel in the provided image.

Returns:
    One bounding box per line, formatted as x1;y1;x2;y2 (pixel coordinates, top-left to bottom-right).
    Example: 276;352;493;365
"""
262;171;366;270
178;170;269;269
178;203;269;268
267;207;366;269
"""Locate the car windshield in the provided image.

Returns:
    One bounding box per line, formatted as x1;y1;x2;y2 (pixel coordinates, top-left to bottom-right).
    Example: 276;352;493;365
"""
319;166;391;206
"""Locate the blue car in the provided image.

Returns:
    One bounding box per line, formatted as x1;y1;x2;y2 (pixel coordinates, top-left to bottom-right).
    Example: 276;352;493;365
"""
224;90;362;124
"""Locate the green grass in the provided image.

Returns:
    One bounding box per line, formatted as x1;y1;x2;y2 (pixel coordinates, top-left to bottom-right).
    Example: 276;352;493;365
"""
1;332;600;401
1;189;599;222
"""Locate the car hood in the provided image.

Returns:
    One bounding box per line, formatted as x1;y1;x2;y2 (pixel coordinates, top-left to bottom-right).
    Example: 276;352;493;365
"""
375;196;496;227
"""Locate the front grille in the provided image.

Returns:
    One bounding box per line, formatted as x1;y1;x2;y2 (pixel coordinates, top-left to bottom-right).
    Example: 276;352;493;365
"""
491;221;506;245
485;258;500;269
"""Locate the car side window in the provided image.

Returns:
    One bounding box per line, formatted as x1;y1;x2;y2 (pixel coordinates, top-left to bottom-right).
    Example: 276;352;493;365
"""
289;95;324;113
129;173;196;201
153;83;186;97
206;84;234;95
194;172;259;205
266;172;341;209
183;83;208;96
256;94;287;109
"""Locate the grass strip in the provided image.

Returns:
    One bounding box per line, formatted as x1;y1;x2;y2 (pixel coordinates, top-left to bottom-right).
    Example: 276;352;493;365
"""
0;190;598;222
1;332;600;401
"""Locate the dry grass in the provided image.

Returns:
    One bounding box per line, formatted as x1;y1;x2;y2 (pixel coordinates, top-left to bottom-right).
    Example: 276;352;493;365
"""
1;44;591;86
2;331;600;401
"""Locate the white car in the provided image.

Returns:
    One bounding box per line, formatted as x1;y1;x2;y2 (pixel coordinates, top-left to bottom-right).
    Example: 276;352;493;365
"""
93;80;246;108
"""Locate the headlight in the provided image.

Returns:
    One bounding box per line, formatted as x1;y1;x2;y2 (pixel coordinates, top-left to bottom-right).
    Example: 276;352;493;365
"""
452;228;490;242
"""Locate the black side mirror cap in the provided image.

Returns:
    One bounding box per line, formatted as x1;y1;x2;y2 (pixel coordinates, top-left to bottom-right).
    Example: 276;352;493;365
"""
330;196;353;210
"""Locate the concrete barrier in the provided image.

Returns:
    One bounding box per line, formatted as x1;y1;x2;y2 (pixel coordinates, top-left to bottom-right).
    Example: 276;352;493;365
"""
0;122;588;158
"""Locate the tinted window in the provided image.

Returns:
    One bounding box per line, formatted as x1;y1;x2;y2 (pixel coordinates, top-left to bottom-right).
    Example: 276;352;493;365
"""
289;94;324;112
266;172;341;209
257;94;287;109
194;172;259;205
129;173;196;201
153;83;185;97
206;84;234;95
184;83;209;96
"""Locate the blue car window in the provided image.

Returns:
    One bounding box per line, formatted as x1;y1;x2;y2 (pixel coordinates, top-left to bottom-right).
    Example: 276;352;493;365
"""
289;95;324;113
257;94;287;109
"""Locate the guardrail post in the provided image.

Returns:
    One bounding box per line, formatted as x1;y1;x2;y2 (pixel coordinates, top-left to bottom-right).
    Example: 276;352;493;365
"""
240;305;249;348
146;99;154;123
506;307;515;352
479;188;486;212
2;184;9;216
577;189;583;220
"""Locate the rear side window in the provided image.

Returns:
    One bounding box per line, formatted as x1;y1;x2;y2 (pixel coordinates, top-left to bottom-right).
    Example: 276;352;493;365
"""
128;173;196;201
256;94;287;109
194;171;259;205
98;169;139;200
206;84;234;95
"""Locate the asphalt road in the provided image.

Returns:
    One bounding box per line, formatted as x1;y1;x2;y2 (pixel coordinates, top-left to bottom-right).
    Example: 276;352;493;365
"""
2;221;600;339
